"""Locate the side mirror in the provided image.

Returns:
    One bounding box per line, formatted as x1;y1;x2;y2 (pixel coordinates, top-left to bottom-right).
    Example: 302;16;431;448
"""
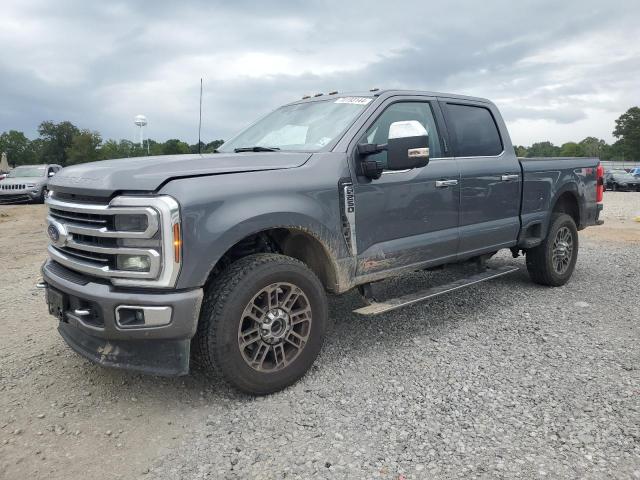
48;171;55;177
386;120;429;170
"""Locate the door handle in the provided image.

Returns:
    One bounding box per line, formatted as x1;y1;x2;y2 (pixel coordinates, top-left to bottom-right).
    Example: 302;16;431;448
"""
435;179;458;188
501;174;520;181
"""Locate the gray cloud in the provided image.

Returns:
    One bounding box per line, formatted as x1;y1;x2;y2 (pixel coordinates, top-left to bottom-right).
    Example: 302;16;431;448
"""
1;0;638;145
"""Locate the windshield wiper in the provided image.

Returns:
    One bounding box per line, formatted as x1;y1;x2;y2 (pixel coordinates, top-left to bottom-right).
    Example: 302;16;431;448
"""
234;146;280;153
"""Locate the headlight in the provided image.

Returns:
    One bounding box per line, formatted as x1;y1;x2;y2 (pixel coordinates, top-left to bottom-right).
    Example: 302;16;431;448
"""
115;214;149;232
117;254;152;272
26;183;36;188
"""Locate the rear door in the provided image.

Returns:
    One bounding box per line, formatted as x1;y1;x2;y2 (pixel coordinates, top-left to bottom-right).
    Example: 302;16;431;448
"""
350;96;460;275
440;100;521;259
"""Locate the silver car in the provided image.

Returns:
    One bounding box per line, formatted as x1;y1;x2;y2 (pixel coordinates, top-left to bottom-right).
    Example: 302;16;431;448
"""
0;164;62;204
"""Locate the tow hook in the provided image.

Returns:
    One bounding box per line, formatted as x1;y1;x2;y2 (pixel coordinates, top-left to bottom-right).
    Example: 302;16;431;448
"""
36;280;47;289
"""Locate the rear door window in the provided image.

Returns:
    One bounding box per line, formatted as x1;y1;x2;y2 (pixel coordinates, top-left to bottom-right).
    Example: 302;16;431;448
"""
445;103;503;157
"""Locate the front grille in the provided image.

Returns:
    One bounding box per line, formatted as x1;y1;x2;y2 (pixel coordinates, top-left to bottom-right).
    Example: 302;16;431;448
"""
1;184;26;190
52;191;111;204
45;194;181;288
56;245;113;266
0;193;31;203
49;207;111;227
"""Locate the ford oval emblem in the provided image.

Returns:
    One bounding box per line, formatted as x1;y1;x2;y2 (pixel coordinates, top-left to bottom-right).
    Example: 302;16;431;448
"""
47;224;60;243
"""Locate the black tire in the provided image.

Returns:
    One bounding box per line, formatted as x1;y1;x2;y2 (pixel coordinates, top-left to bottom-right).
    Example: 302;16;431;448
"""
192;253;328;395
526;213;579;287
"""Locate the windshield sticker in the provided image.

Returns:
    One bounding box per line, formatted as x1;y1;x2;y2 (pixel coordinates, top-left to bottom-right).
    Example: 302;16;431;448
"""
335;97;372;105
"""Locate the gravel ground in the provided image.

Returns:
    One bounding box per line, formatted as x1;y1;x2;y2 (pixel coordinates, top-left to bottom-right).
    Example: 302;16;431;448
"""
1;193;639;479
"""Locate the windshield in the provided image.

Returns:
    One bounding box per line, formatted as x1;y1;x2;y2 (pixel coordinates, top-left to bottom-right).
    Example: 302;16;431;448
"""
219;97;372;153
7;166;46;178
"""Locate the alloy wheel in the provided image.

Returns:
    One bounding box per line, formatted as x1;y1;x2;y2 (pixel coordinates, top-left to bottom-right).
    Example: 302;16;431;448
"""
551;226;574;274
237;282;312;372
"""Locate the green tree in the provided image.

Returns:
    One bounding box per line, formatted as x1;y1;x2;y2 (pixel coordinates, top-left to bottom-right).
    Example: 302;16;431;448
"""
600;140;626;161
514;145;528;157
578;137;607;158
527;141;561;157
98;139;122;160
0;130;35;166
205;139;224;153
161;139;190;155
190;139;224;154
613;106;640;160
190;141;205;154
559;142;582;157
37;120;80;165
66;130;102;165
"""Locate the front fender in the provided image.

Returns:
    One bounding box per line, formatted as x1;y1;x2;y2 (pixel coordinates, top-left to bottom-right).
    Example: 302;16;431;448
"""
158;165;350;289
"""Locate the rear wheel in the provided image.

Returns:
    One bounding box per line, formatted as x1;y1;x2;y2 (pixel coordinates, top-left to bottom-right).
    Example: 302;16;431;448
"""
526;213;579;286
192;253;328;395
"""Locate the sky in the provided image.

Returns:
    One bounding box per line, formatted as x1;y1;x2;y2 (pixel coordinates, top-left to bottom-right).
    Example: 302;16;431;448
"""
1;0;639;147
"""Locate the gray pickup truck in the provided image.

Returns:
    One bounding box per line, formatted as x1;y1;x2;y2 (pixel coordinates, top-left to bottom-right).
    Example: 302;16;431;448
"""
0;164;62;204
41;90;604;394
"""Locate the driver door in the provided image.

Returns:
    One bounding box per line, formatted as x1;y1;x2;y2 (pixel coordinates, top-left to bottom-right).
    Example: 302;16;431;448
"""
352;98;460;276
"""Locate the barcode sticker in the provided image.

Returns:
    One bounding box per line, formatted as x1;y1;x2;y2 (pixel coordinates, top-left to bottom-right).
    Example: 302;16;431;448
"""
335;97;373;105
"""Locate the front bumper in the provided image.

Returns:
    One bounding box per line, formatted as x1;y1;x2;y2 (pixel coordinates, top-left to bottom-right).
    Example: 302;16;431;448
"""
42;260;203;376
0;189;41;204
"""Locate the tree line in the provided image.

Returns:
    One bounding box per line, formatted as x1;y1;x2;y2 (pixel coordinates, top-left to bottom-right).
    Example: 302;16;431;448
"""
0;120;224;167
1;106;639;167
516;106;639;160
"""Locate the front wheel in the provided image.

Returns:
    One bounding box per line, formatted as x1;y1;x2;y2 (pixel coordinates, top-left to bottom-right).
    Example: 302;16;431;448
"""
192;253;328;395
526;213;579;286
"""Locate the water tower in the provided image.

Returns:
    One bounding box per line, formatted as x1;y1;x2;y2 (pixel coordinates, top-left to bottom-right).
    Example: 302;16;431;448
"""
134;114;148;153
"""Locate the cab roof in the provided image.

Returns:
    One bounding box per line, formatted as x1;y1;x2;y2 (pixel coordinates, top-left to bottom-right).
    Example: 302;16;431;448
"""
287;89;491;106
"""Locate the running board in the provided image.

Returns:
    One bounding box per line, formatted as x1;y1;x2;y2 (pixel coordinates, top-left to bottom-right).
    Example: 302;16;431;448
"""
353;265;519;316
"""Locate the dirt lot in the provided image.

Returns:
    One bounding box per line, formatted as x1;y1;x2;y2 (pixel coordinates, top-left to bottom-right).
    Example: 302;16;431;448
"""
1;193;639;479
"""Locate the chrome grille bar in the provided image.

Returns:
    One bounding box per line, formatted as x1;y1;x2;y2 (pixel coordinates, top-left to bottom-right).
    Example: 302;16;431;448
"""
49;245;158;279
46;197;158;238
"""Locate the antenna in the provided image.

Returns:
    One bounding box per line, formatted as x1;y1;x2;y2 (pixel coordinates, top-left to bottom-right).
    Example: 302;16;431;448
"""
198;78;203;154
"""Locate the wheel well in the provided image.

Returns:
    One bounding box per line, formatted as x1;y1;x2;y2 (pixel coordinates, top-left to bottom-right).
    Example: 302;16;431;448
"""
552;192;580;228
206;228;339;292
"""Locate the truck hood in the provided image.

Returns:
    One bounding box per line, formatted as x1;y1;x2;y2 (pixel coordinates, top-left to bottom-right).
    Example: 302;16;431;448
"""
48;151;312;197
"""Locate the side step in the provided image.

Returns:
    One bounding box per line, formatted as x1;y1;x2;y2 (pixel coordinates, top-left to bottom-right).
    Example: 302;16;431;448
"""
353;265;519;316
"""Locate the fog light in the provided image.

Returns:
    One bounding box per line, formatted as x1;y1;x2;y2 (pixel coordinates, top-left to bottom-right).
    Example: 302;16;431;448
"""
116;254;151;272
115;306;172;328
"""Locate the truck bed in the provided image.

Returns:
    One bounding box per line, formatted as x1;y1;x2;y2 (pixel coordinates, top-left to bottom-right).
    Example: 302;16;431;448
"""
518;156;601;245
